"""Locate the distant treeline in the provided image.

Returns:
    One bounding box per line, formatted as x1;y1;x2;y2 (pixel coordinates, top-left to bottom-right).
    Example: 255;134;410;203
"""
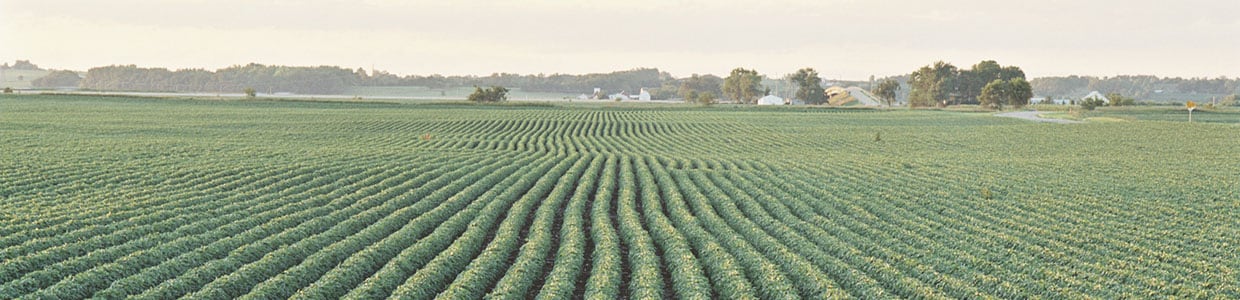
1;60;41;70
79;64;676;96
31;70;82;88
67;61;1240;102
80;64;357;94
367;68;669;95
1031;75;1239;100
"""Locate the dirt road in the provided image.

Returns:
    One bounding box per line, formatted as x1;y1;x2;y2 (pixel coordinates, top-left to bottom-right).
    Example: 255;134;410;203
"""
995;111;1082;124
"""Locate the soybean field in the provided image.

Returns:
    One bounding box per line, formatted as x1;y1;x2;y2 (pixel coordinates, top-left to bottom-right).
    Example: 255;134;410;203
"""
1;94;1237;299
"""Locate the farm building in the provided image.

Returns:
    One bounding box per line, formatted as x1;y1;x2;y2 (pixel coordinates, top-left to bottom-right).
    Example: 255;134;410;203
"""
608;89;652;101
825;86;848;98
609;93;631;101
1081;91;1109;104
757;95;785;105
1032;97;1072;105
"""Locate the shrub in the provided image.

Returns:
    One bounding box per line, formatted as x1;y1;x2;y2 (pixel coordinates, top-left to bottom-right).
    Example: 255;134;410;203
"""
1080;97;1106;110
467;86;508;103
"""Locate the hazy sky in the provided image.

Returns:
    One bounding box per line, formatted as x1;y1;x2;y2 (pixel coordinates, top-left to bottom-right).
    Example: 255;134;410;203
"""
3;0;1238;80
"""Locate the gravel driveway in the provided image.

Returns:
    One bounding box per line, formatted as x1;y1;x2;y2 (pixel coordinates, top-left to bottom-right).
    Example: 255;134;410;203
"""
995;111;1083;124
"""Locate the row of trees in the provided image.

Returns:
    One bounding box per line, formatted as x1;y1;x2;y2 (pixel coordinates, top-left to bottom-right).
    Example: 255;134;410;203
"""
0;60;41;70
71;62;835;104
76;64;670;97
712;67;826;105
80;64;357;94
31;70;82;88
363;68;668;96
908;60;1027;107
1032;75;1240;99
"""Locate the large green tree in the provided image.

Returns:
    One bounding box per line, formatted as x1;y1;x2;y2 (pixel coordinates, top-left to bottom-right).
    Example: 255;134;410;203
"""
957;60;1026;105
787;68;826;104
722;68;764;104
1007;78;1032;107
908;61;959;107
979;79;1009;109
871;79;900;106
678;74;723;101
978;78;1033;109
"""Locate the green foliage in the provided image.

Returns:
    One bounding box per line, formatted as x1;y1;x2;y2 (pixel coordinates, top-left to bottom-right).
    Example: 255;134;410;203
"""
979;79;1008;109
2;87;11;94
81;63;357;94
788;68;826;105
678;74;724;101
979;78;1032;109
243;87;257;98
1105;93;1136;106
1;94;1237;300
872;79;900;106
909;60;1027;107
467;86;509;103
907;61;958;107
30;70;82;88
957;61;1025;104
722;68;764;104
1080;97;1106;110
1008;78;1033;108
695;91;717;105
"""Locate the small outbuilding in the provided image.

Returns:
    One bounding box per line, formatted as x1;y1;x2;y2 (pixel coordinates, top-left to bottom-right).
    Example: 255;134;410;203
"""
757;95;785;105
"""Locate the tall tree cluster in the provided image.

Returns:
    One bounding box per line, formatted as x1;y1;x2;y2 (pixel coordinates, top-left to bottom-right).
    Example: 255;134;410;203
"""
787;68;826;104
676;74;723;101
907;61;959;107
978;78;1033;109
467;86;509;102
908;60;1027;107
722;68;764;104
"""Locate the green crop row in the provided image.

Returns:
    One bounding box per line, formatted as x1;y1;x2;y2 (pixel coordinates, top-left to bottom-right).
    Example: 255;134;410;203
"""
1;95;1235;299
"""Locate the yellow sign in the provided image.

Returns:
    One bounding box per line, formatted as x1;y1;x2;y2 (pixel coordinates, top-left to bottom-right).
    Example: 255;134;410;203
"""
1186;101;1197;110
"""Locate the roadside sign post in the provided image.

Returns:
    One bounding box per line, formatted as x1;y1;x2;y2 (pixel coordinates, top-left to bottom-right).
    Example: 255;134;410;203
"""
1186;101;1196;123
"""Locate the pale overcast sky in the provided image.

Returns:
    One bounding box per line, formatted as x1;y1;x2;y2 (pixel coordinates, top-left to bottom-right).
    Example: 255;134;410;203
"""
2;0;1237;79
